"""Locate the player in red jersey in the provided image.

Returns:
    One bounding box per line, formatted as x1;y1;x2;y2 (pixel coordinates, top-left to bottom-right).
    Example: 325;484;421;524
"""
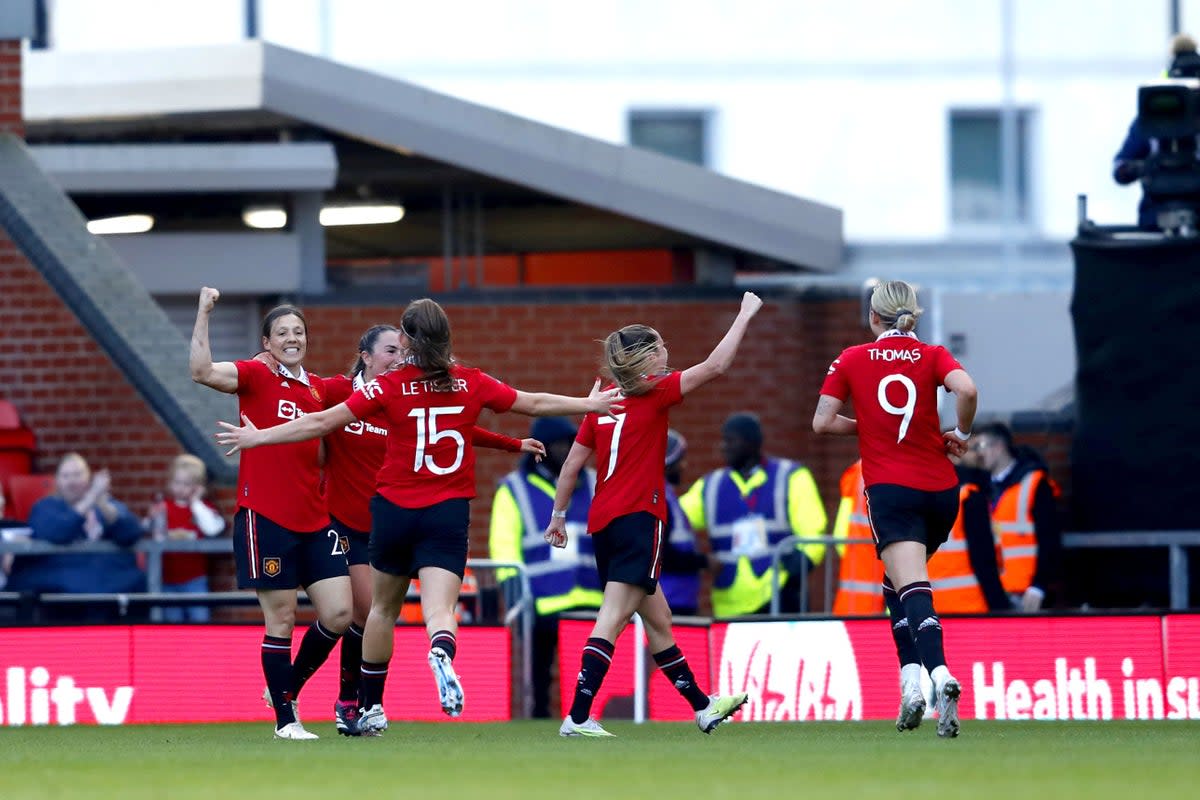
812;279;978;738
546;292;762;738
216;298;621;734
190;287;351;741
319;323;545;735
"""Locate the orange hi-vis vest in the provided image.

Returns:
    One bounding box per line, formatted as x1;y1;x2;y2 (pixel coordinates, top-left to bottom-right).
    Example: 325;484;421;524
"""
832;461;886;616
927;483;990;613
992;470;1048;594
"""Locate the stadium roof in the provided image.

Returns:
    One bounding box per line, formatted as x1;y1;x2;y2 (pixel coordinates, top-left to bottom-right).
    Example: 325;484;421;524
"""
23;41;842;273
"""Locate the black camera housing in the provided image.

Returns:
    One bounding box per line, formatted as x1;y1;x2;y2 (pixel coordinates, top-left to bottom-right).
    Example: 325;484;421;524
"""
1137;81;1200;234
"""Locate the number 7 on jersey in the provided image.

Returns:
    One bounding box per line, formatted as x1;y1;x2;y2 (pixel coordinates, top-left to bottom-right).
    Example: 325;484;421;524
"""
597;413;626;479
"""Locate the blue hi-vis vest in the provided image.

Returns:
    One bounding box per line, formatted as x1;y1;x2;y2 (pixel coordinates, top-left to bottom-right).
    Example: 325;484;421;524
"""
660;484;701;612
705;459;796;617
503;469;602;614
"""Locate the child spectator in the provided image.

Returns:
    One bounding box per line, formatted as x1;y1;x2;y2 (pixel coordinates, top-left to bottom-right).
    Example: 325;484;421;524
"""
147;454;226;622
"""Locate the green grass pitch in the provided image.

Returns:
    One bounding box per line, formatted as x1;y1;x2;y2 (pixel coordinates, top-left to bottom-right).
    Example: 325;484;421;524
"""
1;720;1197;800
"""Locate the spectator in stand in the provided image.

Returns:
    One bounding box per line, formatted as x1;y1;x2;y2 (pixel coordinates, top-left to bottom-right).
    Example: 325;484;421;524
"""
659;429;711;617
678;412;827;617
7;453;145;620
145;454;226;623
970;422;1063;612
489;416;601;719
191;286;352;741
215;297;622;736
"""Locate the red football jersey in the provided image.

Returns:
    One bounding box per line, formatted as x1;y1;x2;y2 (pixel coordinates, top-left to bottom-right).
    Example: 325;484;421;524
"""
577;371;683;533
820;331;962;492
326;373;524;529
235;360;329;531
343;364;517;508
162;499;220;584
323;374;388;532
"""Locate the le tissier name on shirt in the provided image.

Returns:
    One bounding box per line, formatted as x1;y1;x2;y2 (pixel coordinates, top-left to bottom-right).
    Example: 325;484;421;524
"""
366;377;470;398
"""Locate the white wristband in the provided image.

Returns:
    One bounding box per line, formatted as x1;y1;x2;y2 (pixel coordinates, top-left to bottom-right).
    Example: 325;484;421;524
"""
951;427;971;442
550;510;567;519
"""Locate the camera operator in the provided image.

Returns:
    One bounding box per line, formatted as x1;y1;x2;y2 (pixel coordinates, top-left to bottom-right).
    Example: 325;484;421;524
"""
1112;34;1200;230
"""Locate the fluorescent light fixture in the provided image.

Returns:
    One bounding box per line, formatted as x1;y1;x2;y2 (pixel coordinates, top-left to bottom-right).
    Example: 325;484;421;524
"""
242;206;288;229
86;214;154;235
319;204;405;227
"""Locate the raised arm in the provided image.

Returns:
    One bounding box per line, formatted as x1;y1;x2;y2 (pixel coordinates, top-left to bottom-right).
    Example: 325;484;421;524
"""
215;403;357;455
509;379;622;418
679;292;763;396
190;287;239;393
544;441;593;548
812;394;858;436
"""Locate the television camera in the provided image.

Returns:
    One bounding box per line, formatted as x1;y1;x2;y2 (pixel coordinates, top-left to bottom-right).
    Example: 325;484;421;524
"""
1136;51;1200;236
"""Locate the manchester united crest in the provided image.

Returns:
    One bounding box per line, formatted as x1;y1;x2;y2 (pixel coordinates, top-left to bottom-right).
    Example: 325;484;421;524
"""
310;385;321;402
262;557;282;577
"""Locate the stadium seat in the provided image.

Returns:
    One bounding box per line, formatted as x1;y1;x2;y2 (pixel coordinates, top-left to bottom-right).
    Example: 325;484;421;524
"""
0;400;36;487
0;400;20;429
7;473;55;523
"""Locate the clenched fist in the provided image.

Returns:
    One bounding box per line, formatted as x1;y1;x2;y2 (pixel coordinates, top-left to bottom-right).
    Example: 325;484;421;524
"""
198;286;221;314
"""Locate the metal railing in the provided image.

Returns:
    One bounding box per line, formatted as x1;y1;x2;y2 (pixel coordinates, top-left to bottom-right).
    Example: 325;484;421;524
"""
768;534;874;615
1062;531;1200;611
0;528;233;593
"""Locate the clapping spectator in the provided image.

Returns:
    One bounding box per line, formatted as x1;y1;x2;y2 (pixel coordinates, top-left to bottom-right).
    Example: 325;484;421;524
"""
7;453;145;620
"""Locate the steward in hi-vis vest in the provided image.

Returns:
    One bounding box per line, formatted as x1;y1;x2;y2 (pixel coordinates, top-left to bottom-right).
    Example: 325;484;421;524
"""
679;413;826;618
927;466;1011;613
831;460;885;616
488;417;601;718
972;423;1063;612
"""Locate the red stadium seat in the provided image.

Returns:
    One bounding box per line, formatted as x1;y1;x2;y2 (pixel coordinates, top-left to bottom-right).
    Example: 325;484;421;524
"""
0;400;20;429
7;473;55;523
0;400;36;487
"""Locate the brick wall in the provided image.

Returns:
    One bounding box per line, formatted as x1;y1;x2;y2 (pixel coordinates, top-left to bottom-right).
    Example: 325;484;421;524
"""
0;40;22;138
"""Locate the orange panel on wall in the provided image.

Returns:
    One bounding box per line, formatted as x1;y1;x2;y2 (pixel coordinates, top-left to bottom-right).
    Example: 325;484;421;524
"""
428;255;521;291
522;250;675;286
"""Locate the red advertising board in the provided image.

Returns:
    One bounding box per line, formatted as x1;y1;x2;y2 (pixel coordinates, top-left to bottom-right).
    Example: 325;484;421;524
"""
712;616;1173;722
1162;615;1200;719
0;626;511;726
5;616;1198;727
561;615;1200;724
558;618;709;721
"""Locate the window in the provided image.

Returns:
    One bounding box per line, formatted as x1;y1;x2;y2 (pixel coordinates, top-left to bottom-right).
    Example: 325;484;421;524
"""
949;109;1032;225
627;110;710;166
